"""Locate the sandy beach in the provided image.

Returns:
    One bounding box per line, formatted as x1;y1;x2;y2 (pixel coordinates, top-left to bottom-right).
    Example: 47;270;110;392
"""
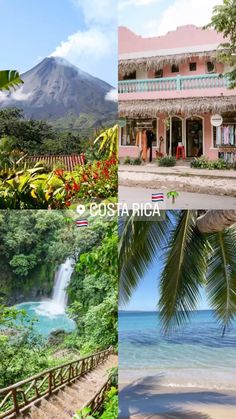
119;371;236;419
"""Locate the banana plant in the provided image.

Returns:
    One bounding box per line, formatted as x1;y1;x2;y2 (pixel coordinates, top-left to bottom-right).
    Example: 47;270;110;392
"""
0;70;23;91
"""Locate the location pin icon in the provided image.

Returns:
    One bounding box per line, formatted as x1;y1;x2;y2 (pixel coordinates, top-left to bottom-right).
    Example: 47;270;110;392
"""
76;204;86;215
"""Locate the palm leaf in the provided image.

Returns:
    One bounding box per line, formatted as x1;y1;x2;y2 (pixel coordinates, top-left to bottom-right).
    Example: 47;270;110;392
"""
159;210;209;333
0;70;23;91
94;125;118;158
206;226;236;335
119;212;172;305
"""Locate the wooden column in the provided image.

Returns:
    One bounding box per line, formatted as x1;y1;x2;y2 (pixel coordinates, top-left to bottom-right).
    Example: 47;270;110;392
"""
169;116;172;156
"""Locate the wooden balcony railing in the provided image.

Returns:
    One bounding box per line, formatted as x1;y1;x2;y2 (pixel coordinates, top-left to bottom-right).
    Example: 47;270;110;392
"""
0;347;113;419
118;74;229;94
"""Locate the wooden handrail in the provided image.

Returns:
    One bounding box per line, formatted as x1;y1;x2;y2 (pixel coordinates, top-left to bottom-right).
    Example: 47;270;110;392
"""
0;346;113;418
82;376;113;414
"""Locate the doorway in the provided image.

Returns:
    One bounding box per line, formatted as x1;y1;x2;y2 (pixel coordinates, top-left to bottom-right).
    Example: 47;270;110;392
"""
186;117;203;157
166;117;183;156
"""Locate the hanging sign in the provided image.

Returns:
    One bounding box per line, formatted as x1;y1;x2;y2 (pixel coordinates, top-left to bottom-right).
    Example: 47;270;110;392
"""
211;114;223;127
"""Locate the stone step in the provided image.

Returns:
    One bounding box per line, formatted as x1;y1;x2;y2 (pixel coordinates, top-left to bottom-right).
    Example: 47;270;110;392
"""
29;406;49;419
39;399;71;419
50;394;76;416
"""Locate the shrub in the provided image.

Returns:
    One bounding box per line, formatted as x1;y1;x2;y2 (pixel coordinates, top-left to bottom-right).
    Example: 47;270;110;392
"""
191;157;230;170
131;157;142;165
190;156;209;169
0;156;118;208
100;387;118;419
123;156;131;165
158;156;176;167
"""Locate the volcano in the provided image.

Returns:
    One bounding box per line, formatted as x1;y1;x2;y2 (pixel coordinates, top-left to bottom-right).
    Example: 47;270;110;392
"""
0;57;117;131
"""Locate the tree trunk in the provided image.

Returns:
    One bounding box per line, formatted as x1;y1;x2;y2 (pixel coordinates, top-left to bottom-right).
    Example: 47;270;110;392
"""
196;210;236;234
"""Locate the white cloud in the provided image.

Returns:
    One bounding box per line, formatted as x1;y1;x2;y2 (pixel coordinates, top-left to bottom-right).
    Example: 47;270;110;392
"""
105;89;118;102
49;0;117;84
51;28;113;60
11;89;32;101
72;0;117;26
146;0;222;36
0;88;32;103
119;0;159;10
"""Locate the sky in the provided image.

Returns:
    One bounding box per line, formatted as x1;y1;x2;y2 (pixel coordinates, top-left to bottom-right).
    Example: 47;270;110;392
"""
0;1;223;87
119;0;223;37
120;217;209;312
122;261;209;311
0;0;117;86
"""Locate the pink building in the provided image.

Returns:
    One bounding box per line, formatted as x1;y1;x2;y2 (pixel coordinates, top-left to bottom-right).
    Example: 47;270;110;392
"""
118;25;236;163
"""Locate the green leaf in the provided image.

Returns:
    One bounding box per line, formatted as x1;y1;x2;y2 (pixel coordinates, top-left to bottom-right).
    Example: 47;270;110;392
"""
159;211;209;333
0;70;23;91
206;226;236;334
119;213;171;304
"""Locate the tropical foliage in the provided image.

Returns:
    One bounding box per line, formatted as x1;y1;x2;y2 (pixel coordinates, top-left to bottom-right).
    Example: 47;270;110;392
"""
191;156;230;169
119;210;236;334
94;125;118;158
0;108;83;155
0;109;118;207
0;155;117;208
0;212;118;394
0;71;23;91
66;217;118;354
206;0;236;88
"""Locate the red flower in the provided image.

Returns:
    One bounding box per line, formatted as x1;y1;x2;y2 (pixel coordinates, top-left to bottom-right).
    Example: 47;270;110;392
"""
65;184;72;191
72;182;80;191
54;169;64;177
65;201;71;207
82;174;89;182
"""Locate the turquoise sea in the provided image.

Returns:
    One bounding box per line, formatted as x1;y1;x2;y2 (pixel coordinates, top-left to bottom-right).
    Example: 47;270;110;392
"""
119;310;236;390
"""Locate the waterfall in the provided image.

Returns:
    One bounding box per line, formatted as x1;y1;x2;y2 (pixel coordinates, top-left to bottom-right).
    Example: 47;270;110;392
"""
36;258;74;317
52;258;74;309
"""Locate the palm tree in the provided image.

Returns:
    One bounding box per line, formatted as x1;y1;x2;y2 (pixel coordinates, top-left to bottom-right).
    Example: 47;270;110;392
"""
0;70;23;91
167;191;179;204
119;210;236;334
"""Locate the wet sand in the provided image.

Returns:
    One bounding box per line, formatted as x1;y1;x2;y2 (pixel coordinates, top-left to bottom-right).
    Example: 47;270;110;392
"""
119;372;236;419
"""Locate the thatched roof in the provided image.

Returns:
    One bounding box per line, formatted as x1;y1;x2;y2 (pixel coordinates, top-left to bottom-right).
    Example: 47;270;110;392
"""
119;97;236;118
119;51;218;76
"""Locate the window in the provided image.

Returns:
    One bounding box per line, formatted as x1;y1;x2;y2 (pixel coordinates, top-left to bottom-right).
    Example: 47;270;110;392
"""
189;62;197;71
206;61;215;73
123;71;136;80
154;69;163;78
120;119;157;146
171;64;179;73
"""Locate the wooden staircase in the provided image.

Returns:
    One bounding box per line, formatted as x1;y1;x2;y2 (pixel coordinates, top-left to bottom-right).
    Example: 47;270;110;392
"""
0;348;117;419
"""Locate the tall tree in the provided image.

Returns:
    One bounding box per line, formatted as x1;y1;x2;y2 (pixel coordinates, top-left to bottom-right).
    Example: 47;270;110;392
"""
206;0;236;88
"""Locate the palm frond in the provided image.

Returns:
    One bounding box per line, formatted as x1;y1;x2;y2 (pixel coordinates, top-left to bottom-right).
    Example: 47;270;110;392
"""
94;125;118;158
206;226;236;335
159;210;209;333
0;70;23;91
119;212;172;305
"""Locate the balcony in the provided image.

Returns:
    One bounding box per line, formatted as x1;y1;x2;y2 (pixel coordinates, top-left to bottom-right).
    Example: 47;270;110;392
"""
118;73;229;94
